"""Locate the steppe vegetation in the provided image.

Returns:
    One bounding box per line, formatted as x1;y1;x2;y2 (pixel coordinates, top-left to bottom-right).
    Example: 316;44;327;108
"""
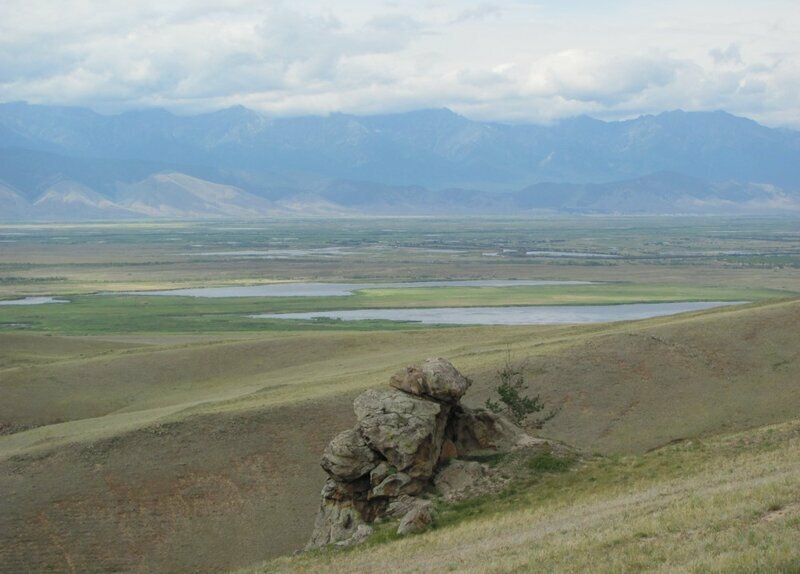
251;419;800;573
1;216;799;573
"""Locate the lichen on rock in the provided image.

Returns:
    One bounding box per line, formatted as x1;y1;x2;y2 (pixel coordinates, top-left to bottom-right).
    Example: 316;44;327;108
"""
433;459;486;499
305;357;544;550
389;357;472;403
354;388;449;478
321;428;379;482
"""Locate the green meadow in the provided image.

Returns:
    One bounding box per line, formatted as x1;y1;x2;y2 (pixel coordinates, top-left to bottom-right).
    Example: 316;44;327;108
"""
0;282;791;334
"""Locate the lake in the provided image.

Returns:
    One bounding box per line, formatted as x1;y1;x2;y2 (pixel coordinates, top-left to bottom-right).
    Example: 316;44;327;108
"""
120;280;593;298
251;301;745;325
0;296;69;306
525;251;620;258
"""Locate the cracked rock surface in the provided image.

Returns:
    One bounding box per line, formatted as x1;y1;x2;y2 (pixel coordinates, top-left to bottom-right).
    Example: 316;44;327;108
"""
306;357;540;550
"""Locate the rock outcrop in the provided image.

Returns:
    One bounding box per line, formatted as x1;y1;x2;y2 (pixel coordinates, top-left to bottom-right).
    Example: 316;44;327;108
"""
389;357;471;403
433;460;486;499
354;388;449;480
447;404;539;454
321;428;379;481
306;357;544;550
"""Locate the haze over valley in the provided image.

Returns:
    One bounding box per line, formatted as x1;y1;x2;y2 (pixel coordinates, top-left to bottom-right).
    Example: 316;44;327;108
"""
1;104;799;220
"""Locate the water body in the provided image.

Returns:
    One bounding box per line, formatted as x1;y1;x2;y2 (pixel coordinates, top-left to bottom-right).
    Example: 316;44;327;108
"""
252;301;744;325
525;251;620;258
193;247;354;258
120;280;592;298
0;296;69;306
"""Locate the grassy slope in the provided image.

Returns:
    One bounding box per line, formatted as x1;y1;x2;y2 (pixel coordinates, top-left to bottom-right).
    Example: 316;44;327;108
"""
1;299;799;573
464;298;800;454
253;420;800;574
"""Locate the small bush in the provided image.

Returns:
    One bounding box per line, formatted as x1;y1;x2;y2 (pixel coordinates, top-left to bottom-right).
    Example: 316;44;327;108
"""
485;350;559;428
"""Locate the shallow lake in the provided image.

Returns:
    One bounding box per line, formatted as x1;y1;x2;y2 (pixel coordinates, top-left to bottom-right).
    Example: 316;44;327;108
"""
0;296;69;306
525;251;620;258
252;301;744;325
191;247;355;258
121;280;592;298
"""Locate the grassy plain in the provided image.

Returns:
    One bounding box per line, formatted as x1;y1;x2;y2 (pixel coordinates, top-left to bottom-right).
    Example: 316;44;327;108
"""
2;217;799;299
1;217;799;573
2;217;798;333
0;283;790;334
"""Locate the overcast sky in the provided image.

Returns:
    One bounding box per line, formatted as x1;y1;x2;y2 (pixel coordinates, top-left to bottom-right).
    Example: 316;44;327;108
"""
1;0;798;126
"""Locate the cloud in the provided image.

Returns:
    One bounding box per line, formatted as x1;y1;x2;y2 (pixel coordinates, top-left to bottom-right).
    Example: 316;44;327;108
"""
0;0;798;127
0;3;423;110
525;50;684;105
253;7;422;82
450;4;502;24
710;44;743;66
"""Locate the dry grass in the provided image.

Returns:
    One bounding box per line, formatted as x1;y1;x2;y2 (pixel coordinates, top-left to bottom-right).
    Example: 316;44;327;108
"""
248;420;800;574
2;300;800;573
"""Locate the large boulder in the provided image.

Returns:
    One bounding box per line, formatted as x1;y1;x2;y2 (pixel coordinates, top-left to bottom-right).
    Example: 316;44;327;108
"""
306;357;549;551
306;498;366;549
447;405;543;455
320;475;372;502
434;460;486;499
306;478;386;549
385;494;419;519
396;498;435;535
354;389;450;479
321;428;380;482
390;358;471;404
370;472;413;499
335;524;373;548
306;479;370;549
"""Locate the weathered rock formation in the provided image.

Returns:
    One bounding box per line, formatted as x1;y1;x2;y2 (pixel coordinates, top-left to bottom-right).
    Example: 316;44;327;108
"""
306;357;542;549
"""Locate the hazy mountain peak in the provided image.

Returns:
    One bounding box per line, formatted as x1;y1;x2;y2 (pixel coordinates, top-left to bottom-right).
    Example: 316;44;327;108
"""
1;103;799;220
35;180;114;206
204;105;264;122
119;107;174;118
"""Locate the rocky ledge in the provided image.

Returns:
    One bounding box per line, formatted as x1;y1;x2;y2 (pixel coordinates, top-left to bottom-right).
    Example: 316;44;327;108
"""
306;357;549;549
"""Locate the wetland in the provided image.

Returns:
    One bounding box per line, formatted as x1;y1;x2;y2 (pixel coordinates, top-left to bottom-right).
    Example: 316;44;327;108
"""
253;301;745;325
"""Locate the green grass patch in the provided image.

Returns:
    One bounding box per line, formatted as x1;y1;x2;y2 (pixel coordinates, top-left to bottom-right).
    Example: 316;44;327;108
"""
250;419;800;573
527;449;576;473
355;283;786;307
0;280;789;335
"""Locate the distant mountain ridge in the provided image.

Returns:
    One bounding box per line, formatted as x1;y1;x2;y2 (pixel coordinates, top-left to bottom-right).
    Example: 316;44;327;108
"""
0;102;798;220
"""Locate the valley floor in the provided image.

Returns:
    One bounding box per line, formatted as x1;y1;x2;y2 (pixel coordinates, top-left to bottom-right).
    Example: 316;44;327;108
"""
1;218;799;573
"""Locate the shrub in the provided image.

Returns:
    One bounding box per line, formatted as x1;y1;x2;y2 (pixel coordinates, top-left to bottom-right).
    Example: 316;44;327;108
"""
485;351;558;428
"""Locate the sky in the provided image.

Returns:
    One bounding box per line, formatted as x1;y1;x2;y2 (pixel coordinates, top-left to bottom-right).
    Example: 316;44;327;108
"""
1;0;799;127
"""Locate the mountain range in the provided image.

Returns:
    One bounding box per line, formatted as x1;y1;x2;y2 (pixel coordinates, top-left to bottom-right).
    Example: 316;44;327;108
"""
1;102;799;220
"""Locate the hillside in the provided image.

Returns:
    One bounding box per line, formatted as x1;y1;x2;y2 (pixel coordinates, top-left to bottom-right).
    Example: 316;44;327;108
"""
250;418;800;573
2;299;799;572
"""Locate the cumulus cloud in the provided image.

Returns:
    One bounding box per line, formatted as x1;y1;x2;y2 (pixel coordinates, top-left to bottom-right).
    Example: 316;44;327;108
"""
710;44;743;66
0;0;798;127
524;50;684;104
